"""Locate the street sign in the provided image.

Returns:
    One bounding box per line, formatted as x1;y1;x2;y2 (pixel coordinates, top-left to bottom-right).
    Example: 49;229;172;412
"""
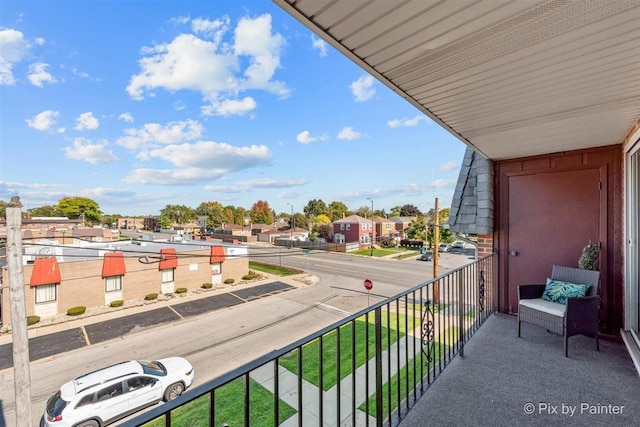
364;279;373;290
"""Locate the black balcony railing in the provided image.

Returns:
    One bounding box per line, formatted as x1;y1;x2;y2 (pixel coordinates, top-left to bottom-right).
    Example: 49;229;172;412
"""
121;254;498;427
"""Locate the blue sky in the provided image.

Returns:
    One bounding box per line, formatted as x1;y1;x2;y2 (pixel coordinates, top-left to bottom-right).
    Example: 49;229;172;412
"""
0;1;466;217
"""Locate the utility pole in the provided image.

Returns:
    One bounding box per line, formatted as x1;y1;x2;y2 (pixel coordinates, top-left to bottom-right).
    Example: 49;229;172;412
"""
367;197;374;256
7;196;33;425
286;203;293;248
433;197;440;304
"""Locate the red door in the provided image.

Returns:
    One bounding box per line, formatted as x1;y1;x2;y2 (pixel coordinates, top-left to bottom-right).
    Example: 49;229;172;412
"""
507;168;603;313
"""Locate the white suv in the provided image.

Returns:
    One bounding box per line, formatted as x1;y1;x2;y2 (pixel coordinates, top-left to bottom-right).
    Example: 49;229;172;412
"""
44;357;194;427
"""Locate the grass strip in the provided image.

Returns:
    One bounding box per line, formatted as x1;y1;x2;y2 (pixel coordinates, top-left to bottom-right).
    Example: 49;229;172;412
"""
358;327;458;417
279;311;415;391
249;261;299;276
143;377;296;427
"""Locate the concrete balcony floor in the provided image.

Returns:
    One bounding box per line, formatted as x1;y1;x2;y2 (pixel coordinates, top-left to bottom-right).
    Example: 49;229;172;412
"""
400;313;640;427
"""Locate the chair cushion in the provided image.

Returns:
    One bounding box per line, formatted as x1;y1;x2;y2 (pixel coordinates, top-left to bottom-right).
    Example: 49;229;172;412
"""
519;298;566;317
541;278;589;305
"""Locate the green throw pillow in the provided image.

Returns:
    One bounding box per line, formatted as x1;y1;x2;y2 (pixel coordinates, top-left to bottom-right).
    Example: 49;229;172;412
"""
541;279;589;305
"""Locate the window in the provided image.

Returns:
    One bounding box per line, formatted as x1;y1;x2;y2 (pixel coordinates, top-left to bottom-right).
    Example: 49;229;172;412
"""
346;224;351;231
97;383;123;401
385;223;391;230
161;268;175;283
105;275;122;292
340;224;344;230
361;223;366;231
127;376;156;391
35;284;56;304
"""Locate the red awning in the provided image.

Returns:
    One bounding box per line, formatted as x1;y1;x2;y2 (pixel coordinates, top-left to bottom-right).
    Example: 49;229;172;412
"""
159;248;178;270
30;258;61;286
102;252;126;278
210;246;225;263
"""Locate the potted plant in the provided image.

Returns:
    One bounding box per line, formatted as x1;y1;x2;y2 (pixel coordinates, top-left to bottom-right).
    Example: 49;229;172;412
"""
578;242;600;271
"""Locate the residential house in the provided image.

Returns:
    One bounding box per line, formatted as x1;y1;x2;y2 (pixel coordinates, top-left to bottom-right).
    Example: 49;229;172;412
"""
373;216;396;242
332;214;373;246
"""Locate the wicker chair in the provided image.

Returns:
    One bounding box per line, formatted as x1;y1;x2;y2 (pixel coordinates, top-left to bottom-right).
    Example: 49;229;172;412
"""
517;265;600;357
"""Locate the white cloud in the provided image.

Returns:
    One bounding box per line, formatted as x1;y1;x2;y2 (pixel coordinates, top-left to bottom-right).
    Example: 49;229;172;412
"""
169;15;191;26
0;29;30;85
28;62;57;87
124;167;227;185
34;37;45;46
387;115;432;128
350;75;375;102
127;14;288;115
311;34;327;58
205;178;306;193
74;112;99;130
141;140;272;170
192;17;230;45
117;119;203;150
439;161;458;171
174;101;186;111
63;137;118;164
26;110;60;131
119;112;134;123
201;96;256;117
296;130;317;144
337;126;362;141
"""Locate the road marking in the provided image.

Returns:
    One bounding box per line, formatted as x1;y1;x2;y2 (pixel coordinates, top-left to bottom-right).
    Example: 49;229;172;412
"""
317;303;351;316
81;326;91;346
168;306;184;319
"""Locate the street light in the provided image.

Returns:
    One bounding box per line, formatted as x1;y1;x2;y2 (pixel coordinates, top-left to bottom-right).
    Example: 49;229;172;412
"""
366;197;374;256
286;203;293;248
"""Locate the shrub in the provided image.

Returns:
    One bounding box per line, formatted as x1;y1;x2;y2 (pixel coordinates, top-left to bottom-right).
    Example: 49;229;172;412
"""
27;315;41;326
109;300;124;307
176;287;187;294
144;293;159;301
201;282;213;289
67;306;86;316
224;278;235;284
242;274;254;280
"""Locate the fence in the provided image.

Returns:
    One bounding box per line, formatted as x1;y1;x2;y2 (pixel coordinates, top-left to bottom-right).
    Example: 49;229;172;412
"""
122;253;498;427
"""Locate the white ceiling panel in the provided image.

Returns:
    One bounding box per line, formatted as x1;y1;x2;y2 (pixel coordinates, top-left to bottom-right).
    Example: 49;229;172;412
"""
275;0;640;160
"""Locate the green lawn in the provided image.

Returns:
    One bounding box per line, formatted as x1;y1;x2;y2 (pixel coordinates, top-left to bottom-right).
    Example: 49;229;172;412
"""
279;311;416;391
143;377;296;427
350;247;420;257
249;261;300;276
358;327;458;417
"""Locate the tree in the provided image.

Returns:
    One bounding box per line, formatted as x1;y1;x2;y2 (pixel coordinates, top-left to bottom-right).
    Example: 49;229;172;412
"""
57;197;102;225
327;201;349;221
196;201;227;230
407;216;427;240
291;213;308;229
0;200;6;219
389;206;402;217
315;214;331;224
354;205;373;218
303;199;327;217
250;200;274;225
101;214;122;228
400;204;422;217
424;207;454;246
28;205;64;218
318;223;333;241
234;207;248;226
161;204;197;225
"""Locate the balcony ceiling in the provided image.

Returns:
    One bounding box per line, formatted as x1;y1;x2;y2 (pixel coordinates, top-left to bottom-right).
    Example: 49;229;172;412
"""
274;0;640;160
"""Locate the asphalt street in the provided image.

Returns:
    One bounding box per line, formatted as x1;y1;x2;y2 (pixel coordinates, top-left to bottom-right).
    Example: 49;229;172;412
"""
0;281;294;371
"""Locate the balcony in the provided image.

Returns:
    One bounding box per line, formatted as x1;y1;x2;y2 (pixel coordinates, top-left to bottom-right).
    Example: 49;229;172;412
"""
120;254;638;427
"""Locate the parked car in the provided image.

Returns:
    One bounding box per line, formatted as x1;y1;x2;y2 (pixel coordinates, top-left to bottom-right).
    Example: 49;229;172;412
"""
420;251;434;261
438;243;452;252
453;241;465;249
44;357;194;427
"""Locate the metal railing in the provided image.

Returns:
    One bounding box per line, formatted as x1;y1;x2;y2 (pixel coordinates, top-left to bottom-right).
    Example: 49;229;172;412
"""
122;254;498;427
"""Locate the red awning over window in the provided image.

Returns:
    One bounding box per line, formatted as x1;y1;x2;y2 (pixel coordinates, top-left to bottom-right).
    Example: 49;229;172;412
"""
102;252;126;278
30;258;61;286
159;248;178;270
210;246;225;263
